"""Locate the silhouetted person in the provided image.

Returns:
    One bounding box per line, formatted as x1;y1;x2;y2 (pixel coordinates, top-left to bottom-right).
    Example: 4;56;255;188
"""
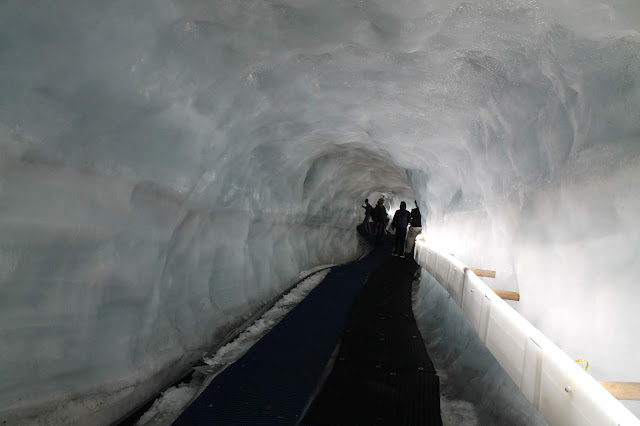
391;201;410;258
405;200;422;257
373;198;387;243
361;198;373;234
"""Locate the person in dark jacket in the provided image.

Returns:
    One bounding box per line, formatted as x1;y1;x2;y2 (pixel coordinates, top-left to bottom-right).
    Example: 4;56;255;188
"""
405;200;422;256
373;198;387;243
361;199;373;234
391;201;410;258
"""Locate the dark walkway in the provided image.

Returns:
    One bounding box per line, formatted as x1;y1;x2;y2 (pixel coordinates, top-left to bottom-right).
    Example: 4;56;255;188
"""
303;255;441;425
174;229;441;425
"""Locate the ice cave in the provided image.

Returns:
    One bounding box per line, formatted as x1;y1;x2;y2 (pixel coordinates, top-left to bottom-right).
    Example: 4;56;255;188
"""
1;0;639;424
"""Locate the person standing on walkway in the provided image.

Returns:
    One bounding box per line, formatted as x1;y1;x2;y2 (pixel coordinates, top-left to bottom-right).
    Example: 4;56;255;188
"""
361;199;373;234
373;198;387;243
391;201;410;257
405;200;422;257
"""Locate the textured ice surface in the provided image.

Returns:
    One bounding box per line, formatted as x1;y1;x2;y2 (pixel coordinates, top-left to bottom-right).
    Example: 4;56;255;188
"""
135;268;331;425
1;0;639;423
413;273;548;425
135;377;203;426
202;268;331;370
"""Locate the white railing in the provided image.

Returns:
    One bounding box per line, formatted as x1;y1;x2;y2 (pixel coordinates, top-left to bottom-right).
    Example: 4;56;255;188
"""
414;240;640;426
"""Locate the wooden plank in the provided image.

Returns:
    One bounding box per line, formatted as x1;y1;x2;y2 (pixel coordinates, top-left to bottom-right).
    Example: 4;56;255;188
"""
470;268;496;278
599;382;640;401
491;289;520;301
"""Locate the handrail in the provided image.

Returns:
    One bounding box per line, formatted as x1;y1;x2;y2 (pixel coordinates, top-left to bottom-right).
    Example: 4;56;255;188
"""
599;382;640;401
414;239;640;426
491;289;520;301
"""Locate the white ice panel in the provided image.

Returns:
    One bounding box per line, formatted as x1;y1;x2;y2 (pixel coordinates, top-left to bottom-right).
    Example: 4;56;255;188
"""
485;301;529;387
415;243;640;425
478;294;492;344
521;337;544;409
461;272;486;333
426;247;437;274
447;260;466;307
539;350;599;425
538;346;640;426
434;253;451;289
416;243;428;267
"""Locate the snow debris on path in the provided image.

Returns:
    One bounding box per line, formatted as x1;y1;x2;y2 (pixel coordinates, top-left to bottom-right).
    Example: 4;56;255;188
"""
203;268;331;369
135;268;331;425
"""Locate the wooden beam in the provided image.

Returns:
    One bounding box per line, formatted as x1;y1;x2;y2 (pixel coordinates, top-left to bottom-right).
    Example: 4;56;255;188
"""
470;268;496;278
491;289;520;301
599;382;640;401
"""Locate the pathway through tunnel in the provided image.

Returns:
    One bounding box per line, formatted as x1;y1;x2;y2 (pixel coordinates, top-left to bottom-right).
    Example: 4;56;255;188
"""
171;230;441;425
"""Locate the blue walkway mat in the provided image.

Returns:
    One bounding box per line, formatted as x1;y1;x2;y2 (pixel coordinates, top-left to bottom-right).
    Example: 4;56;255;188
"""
173;240;391;425
302;255;442;425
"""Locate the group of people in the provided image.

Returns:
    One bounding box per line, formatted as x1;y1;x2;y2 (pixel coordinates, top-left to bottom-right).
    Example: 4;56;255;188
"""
361;198;387;240
361;198;422;258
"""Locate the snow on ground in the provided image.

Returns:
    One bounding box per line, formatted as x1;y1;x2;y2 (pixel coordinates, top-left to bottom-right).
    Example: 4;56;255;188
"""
135;268;331;425
298;264;335;280
135;377;204;426
440;397;479;426
203;268;331;370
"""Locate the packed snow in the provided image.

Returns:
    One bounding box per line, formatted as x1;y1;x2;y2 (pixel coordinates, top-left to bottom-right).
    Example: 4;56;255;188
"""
135;379;203;426
135;269;330;425
1;0;639;423
201;268;331;370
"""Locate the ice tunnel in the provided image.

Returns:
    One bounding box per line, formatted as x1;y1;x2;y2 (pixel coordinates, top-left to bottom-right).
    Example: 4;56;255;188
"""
1;0;639;424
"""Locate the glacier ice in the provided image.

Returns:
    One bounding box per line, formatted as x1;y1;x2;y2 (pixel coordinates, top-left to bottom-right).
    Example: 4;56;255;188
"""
412;273;547;425
1;0;639;423
135;269;332;425
201;268;332;370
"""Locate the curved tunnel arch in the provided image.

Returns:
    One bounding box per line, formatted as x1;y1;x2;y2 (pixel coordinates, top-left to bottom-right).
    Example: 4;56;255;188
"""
1;0;640;423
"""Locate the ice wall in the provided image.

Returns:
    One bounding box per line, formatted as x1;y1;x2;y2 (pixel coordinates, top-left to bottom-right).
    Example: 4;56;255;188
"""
405;1;640;416
413;272;547;425
1;0;639;423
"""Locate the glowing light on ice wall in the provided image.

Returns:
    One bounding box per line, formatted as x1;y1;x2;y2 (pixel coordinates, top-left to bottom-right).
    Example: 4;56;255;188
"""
0;0;639;423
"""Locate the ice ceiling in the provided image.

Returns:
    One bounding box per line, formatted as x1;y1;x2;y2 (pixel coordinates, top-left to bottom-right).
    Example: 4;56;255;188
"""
1;0;639;423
